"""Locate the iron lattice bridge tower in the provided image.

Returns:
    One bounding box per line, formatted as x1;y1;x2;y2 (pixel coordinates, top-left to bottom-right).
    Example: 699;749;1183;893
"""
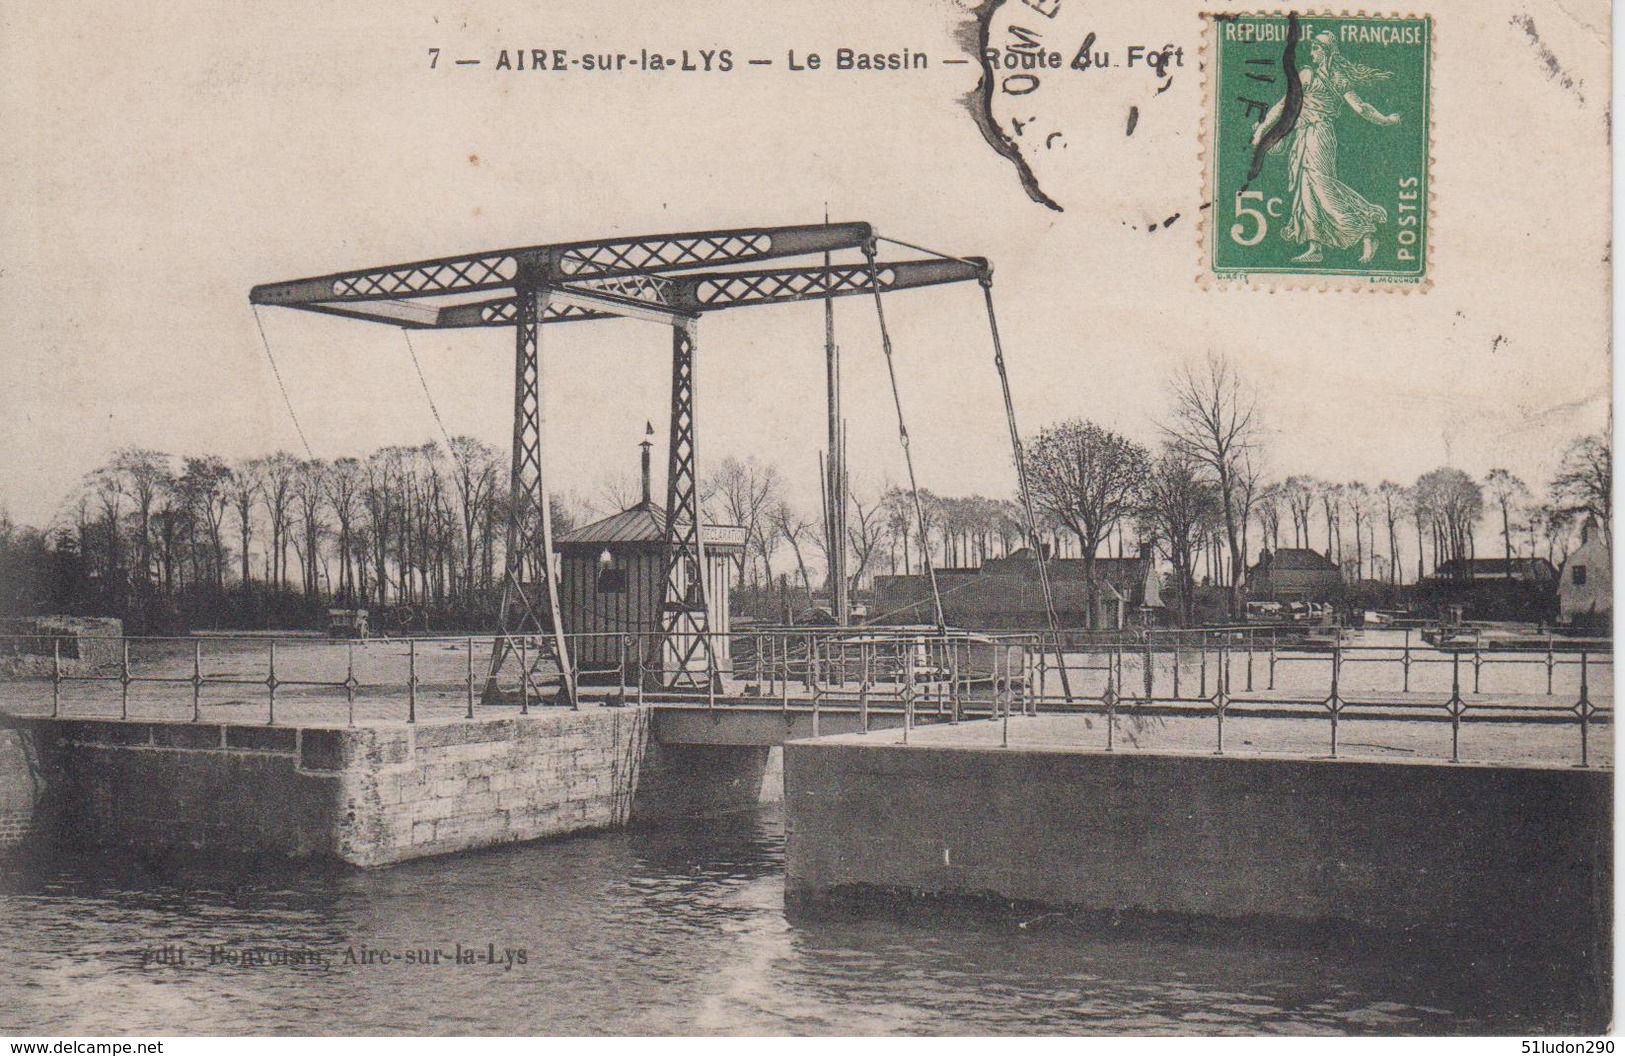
250;222;1028;705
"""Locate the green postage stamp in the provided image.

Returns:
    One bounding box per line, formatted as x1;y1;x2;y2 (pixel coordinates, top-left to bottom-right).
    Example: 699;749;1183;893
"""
1206;13;1432;287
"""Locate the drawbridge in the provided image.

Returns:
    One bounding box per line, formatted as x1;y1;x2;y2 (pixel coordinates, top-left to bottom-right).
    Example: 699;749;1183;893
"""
250;221;1072;706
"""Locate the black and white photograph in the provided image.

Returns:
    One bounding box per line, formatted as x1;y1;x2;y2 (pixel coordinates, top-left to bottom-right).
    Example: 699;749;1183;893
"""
0;0;1613;1043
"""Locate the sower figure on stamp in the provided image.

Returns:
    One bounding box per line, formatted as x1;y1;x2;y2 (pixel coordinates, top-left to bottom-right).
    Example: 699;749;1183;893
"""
1251;31;1401;264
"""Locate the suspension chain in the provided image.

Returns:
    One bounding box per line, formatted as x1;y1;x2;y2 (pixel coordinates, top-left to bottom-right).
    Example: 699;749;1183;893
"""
981;276;1074;702
861;241;946;633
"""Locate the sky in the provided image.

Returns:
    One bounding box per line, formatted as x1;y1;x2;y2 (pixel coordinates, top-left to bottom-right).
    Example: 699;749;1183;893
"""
0;0;1611;536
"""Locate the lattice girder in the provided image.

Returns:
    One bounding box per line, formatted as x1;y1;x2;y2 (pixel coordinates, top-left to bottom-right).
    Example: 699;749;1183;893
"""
248;222;875;308
428;258;986;329
660;317;714;688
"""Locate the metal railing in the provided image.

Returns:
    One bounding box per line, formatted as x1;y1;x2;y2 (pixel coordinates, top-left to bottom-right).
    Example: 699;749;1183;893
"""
1009;628;1612;768
0;627;1610;766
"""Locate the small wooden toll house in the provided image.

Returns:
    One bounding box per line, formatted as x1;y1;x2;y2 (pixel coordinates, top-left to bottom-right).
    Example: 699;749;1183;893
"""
554;428;746;682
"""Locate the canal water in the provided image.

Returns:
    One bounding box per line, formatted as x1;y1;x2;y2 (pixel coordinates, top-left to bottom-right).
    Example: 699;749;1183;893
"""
0;806;1599;1036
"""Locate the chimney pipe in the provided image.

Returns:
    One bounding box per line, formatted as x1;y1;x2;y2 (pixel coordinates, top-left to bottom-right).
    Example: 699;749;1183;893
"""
640;421;654;507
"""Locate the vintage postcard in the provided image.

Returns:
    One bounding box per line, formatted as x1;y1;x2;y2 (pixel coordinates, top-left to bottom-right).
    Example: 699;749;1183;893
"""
0;0;1612;1044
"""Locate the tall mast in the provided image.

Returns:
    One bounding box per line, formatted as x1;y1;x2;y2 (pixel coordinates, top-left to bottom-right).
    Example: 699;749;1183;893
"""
824;207;849;624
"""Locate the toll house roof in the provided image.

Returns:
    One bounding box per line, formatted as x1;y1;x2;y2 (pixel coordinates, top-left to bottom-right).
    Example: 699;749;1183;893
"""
556;502;746;552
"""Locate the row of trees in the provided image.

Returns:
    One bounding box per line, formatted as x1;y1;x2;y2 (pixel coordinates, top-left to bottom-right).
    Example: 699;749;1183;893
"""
0;354;1610;632
1017;355;1611;625
7;441;518;631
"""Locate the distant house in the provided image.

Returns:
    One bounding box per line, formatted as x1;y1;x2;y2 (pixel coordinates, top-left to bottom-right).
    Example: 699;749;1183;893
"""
1246;548;1340;601
1558;518;1611;630
1431;557;1558;583
874;545;1162;630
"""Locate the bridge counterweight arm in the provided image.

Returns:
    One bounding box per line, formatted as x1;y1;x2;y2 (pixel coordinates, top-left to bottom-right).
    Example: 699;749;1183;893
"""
407;258;988;329
248;222;876;307
672;257;988;312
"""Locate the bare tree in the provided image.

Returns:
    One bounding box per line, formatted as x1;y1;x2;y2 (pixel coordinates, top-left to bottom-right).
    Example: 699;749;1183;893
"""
1255;482;1284;553
293;459;329;598
1280;475;1317;549
703;456;783;586
1550;429;1611;547
257;452;300;590
1377;481;1407;584
177;456;233;595
326;457;363;605
1140;446;1222;625
1026;419;1151;628
1413;468;1484;577
445;436;501;607
1483;468;1530;578
112;448;172;593
766;499;818;594
1163;353;1260;618
1344;482;1371;581
1320;482;1344;564
845;484;888;593
226;459;260;588
881;486;914;575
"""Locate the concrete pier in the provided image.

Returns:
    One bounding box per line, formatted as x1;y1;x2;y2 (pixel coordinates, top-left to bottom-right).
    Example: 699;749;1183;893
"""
784;719;1612;957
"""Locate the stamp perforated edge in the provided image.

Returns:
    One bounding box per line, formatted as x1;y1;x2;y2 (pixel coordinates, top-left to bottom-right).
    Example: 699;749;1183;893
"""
1195;10;1437;292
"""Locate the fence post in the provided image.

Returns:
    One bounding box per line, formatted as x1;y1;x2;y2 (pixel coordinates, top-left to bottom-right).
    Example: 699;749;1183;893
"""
1001;645;1010;749
51;638;61;718
858;642;870;735
349;641;359;727
1448;649;1464;763
266;640;276;727
120;638;131;721
1143;635;1154;703
191;640;202;723
519;637;529;716
707;633;717;710
1402;628;1412;693
571;633;581;712
1246;630;1254;692
1327;639;1340;759
466;637;476;720
1199;637;1208;699
407;638;417;724
811;642;821;739
1472;643;1482;695
1577;650;1591;768
1037;641;1048;704
1104;657;1117;753
636;635;646;707
1214;641;1227;756
1545;634;1555;696
903;641;914;745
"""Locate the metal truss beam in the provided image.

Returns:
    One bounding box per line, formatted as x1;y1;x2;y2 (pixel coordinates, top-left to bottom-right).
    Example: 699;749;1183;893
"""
484;285;577;707
660;316;713;689
678;257;985;312
249;222;875;307
403;258;987;330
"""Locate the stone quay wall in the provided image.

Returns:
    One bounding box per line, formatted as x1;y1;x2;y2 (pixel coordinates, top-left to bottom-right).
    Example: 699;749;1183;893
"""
1;708;779;866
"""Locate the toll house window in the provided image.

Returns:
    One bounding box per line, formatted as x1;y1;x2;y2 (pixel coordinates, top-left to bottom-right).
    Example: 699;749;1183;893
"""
1572;565;1587;586
598;568;628;594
